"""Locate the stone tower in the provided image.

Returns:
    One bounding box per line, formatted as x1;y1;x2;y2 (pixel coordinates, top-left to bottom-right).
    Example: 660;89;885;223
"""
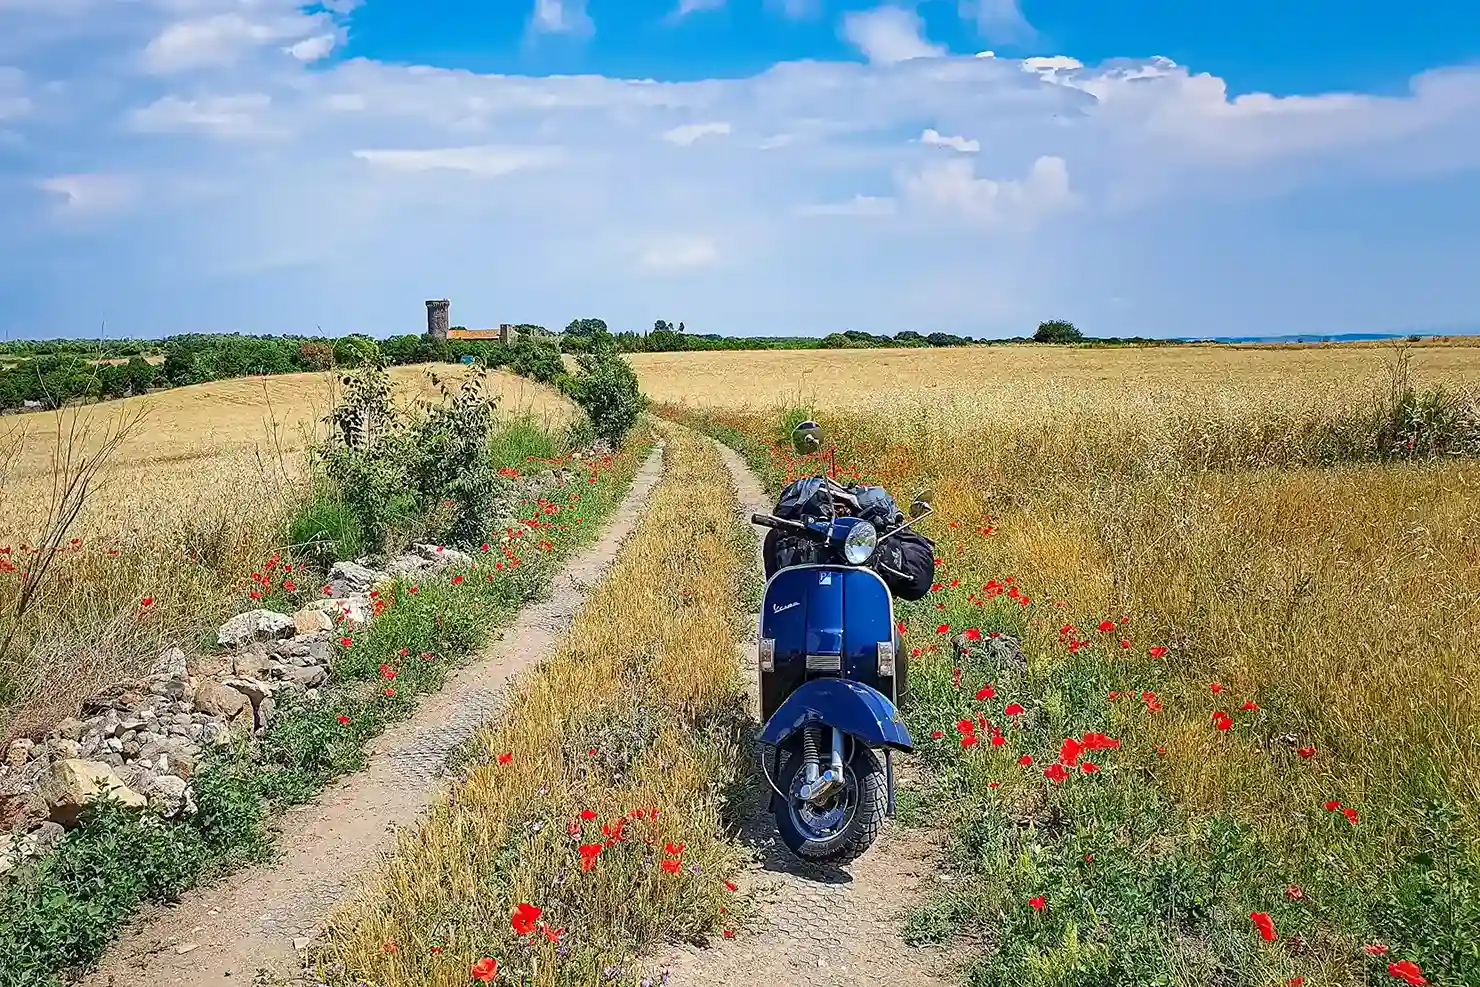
425;299;450;340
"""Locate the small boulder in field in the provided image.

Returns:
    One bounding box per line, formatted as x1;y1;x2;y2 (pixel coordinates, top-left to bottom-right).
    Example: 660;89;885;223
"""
42;758;147;827
305;596;371;629
192;680;251;721
217;609;296;647
326;560;386;596
151;647;189;680
281;664;328;689
412;543;473;570
232;645;276;680
146;775;196;818
293;608;333;635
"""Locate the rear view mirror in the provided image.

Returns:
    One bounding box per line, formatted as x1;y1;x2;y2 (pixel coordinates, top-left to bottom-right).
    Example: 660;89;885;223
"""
791;420;823;455
909;487;935;519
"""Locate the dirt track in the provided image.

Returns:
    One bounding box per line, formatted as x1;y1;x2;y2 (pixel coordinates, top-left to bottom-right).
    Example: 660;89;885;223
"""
648;438;953;987
80;444;666;987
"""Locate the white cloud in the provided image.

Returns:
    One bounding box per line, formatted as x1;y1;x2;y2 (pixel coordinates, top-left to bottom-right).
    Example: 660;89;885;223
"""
142;10;335;73
286;33;336;62
351;146;565;177
920;128;979;152
36;173;135;216
900;155;1076;226
795;194;897;217
662;121;731;145
530;0;592;35
127;94;280;139
840;6;945;66
639;236;719;271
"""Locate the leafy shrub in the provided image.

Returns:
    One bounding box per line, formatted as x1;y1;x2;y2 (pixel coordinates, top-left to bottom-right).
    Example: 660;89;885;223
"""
1034;319;1083;343
565;349;648;445
317;364;515;552
505;341;568;386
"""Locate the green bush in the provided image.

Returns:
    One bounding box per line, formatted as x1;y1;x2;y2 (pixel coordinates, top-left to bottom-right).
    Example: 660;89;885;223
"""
565;348;649;445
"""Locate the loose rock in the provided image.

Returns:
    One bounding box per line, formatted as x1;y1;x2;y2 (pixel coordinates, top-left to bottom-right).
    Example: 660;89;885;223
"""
217;609;296;647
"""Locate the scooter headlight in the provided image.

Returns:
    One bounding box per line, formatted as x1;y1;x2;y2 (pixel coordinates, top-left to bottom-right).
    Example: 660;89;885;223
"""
842;520;878;565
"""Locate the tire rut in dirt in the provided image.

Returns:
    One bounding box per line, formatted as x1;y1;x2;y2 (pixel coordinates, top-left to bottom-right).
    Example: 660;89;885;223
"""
650;435;950;987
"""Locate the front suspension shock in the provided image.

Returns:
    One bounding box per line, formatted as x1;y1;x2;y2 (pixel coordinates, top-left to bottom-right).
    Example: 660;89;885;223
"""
802;723;822;785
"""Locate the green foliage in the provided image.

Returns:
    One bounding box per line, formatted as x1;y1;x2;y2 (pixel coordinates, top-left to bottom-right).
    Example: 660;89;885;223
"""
332;334;382;369
1034;319;1084;343
0;428;648;987
287;495;367;569
317;364;512;551
565;349;649;445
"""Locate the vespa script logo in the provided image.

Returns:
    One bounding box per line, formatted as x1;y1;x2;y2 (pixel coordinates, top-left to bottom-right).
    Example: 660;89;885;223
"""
771;600;801;615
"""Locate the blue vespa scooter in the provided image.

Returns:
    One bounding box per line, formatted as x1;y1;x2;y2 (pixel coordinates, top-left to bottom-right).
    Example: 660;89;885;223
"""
749;421;934;864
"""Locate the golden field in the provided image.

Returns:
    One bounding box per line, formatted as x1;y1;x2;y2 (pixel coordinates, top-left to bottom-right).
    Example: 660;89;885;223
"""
655;341;1480;985
0;366;573;739
630;341;1480;416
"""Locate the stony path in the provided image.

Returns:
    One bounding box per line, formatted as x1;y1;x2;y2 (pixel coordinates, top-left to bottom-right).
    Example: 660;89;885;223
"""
652;439;953;987
82;443;667;987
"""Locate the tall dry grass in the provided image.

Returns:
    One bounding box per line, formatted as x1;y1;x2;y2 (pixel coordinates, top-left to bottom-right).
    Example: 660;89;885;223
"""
658;343;1480;983
0;366;577;741
315;424;752;986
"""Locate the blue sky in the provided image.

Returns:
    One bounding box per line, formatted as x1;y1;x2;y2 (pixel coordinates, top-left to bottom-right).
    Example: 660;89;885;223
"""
1;0;1478;341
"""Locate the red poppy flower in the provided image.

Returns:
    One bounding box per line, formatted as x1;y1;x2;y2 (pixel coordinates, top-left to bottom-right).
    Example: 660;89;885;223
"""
1096;619;1114;632
1250;911;1277;942
497;752;512;764
1289;979;1305;986
336;714;350;725
1324;799;1342;811
1058;736;1083;766
512;902;542;935
991;733;1006;747
1364;944;1390;956
975;684;995;701
1209;682;1224;694
1044;763;1068;784
725;880;739;891
1148;646;1168;658
964;628;982;641
1018;754;1033;765
282;580;296;592
936;624;949;634
961;734;979;748
1004;702;1025;716
383;686;395;697
1298;746;1317;758
1387;960;1427;985
1029;895;1046;911
471;958;499;982
452;574;464;585
1081;761;1099;773
1240;700;1259;711
140;597;154;607
1119;639;1131;649
660;858;681;873
1342;806;1360;825
955;718;975;735
665;842;685;855
340;637;353;648
1211;711;1232;732
930;730;944;739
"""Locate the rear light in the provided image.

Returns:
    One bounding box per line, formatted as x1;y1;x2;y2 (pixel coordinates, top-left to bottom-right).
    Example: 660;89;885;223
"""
759;637;775;672
877;639;895;678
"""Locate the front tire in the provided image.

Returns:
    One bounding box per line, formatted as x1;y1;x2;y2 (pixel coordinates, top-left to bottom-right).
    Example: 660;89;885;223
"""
772;739;887;865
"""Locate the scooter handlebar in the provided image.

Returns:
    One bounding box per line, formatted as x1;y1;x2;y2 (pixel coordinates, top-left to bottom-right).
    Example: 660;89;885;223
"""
750;513;809;534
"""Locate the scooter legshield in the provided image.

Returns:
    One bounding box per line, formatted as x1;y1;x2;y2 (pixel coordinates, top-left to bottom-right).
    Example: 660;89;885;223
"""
759;677;914;752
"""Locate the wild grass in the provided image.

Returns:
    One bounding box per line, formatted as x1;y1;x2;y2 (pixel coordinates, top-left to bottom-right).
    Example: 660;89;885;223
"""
314;424;753;987
660;345;1480;987
0;428;646;987
0;368;576;741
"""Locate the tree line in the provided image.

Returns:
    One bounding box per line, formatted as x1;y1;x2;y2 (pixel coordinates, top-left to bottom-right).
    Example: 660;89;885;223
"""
0;319;1167;413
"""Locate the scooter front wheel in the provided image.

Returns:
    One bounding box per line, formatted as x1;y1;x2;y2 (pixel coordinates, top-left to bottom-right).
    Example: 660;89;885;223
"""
772;740;887;865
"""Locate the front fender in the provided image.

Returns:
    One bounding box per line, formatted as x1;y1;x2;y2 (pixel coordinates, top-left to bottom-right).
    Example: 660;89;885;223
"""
759;678;913;752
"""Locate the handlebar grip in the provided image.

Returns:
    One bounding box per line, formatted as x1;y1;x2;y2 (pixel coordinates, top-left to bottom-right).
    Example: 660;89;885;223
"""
751;513;808;534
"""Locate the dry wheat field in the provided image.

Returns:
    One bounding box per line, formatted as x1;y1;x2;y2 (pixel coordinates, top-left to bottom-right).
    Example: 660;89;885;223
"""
0;365;573;737
653;340;1480;987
